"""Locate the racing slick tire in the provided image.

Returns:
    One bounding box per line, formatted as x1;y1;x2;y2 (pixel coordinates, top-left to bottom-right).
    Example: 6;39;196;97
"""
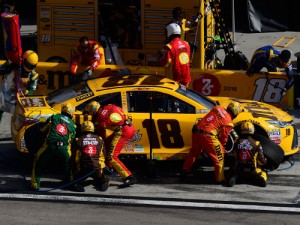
224;51;249;70
24;122;47;155
253;134;284;171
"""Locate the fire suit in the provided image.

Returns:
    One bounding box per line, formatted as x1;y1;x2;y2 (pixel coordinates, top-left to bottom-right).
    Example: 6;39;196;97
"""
159;37;191;87
230;135;268;185
20;67;38;95
247;45;294;90
31;114;76;190
0;56;38;96
0;0;15;60
182;106;234;182
93;104;135;180
72;132;108;188
70;39;103;78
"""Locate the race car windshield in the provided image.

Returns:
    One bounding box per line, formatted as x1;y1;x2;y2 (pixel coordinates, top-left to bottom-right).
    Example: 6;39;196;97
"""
46;82;91;106
176;87;216;110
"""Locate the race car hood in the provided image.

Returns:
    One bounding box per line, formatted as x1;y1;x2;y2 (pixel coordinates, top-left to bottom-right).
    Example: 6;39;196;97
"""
208;96;293;122
15;95;59;119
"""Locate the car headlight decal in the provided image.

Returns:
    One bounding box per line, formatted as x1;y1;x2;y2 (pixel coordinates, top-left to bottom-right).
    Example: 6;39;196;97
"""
266;120;293;128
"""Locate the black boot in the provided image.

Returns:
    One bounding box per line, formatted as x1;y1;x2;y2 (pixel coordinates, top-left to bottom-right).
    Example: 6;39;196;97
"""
228;175;237;187
123;175;137;187
97;177;110;191
253;175;267;187
67;183;85;192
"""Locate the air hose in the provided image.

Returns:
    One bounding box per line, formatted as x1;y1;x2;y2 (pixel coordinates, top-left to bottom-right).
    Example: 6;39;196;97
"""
31;169;97;193
276;155;296;171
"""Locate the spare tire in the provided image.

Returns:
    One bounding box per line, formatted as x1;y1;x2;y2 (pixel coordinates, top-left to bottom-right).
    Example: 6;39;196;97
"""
224;51;249;70
253;134;284;171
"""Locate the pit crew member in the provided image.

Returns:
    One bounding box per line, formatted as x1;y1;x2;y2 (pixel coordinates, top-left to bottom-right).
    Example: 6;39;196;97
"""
159;23;191;87
72;120;109;192
85;101;137;187
228;121;268;187
181;101;242;183
246;46;293;96
70;36;104;83
31;103;76;190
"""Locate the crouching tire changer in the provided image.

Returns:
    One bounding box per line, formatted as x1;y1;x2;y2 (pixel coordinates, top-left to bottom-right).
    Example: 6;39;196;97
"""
71;120;109;192
228;122;268;187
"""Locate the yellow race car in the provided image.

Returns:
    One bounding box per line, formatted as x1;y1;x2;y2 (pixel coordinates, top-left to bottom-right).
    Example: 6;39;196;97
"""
11;74;298;170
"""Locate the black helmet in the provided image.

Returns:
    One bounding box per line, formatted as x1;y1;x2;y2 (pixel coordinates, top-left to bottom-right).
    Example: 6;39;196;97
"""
172;7;183;19
279;50;291;63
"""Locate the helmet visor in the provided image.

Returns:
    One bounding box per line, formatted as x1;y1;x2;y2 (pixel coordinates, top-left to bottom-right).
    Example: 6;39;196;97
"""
23;59;37;70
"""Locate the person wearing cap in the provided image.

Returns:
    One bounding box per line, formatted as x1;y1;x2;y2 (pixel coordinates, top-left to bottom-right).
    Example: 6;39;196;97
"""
166;7;200;41
70;36;105;83
181;101;242;183
159;23;191;87
246;45;293;96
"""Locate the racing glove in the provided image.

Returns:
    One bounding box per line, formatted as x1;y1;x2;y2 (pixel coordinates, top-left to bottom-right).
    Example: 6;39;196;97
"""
246;68;254;77
280;88;287;97
86;68;93;77
230;129;239;142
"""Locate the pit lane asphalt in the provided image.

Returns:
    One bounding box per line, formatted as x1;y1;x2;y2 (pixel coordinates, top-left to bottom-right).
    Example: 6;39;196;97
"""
0;110;300;212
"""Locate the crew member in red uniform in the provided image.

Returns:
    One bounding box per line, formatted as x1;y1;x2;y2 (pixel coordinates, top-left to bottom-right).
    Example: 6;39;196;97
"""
85;101;137;187
181;101;242;183
159;23;191;87
70;36;104;83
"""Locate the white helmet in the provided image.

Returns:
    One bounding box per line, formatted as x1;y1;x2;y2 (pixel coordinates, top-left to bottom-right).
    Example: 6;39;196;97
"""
165;23;181;38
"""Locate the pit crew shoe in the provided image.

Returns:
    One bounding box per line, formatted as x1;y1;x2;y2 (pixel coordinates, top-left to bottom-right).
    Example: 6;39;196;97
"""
123;175;137;187
68;184;85;192
98;177;110;191
179;169;190;178
254;176;267;187
228;175;237;187
30;186;39;191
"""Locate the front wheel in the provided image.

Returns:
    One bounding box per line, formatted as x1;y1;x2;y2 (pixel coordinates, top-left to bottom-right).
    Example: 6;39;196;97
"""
253;134;284;171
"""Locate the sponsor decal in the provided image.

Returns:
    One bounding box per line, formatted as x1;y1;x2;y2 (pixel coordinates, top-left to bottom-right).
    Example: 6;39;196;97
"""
21;97;46;107
84;145;97;156
269;131;281;144
75;92;94;101
134;144;145;153
193;73;221;96
56;124;67;135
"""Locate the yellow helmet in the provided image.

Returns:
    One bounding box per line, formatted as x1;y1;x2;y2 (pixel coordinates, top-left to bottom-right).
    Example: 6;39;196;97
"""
241;121;255;135
227;101;242;118
85;101;100;116
81;120;94;133
61;103;75;117
23;50;38;72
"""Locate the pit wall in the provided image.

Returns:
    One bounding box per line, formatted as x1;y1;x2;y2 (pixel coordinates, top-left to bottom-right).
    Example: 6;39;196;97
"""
1;60;293;109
